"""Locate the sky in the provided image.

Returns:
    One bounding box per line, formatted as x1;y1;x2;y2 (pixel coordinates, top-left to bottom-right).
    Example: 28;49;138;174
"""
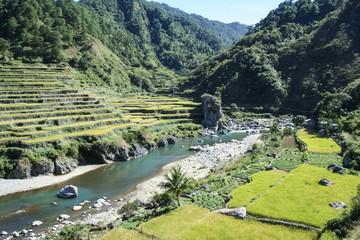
147;0;285;25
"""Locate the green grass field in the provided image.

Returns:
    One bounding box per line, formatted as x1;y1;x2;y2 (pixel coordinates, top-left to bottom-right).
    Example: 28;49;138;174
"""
101;228;151;240
228;170;287;208
309;153;343;168
297;129;341;153
138;205;318;240
247;165;360;227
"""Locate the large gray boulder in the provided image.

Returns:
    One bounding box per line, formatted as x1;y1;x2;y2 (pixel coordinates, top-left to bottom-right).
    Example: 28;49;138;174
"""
57;185;78;199
158;137;168;147
54;158;78;175
216;208;246;220
31;158;55;176
329;202;348;209
8;159;32;179
319;178;334;186
201;94;223;132
130;144;148;158
114;147;130;162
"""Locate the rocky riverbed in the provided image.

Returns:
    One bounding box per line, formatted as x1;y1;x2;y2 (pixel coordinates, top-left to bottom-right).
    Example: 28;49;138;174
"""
0;134;262;239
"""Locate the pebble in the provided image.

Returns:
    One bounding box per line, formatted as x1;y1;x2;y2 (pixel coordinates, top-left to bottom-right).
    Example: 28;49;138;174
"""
57;214;70;221
12;231;19;238
52;202;58;206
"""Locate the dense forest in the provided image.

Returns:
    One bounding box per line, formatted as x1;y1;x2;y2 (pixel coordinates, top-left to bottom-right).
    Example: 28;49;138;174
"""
186;0;360;114
0;0;247;91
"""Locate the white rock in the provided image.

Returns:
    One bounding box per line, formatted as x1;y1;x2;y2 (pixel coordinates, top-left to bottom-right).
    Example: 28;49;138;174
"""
28;232;36;237
21;229;28;235
32;220;43;227
57;214;70;221
72;205;82;211
1;231;8;236
93;203;103;208
12;231;20;238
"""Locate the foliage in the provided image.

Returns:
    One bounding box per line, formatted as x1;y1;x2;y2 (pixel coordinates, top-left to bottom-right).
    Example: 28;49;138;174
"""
228;170;287;208
52;224;91;240
247;165;360;228
324;185;360;238
297;129;341;153
138;205;318;240
293;115;306;127
118;201;139;215
101;228;151;240
160;166;191;206
186;0;360;114
308;153;343;168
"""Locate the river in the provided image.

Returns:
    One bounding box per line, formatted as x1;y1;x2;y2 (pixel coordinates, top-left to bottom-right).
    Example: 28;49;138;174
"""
0;132;247;233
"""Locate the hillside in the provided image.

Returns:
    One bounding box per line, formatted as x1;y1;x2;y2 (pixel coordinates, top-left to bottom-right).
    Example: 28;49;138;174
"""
0;0;247;91
146;1;248;48
185;0;359;114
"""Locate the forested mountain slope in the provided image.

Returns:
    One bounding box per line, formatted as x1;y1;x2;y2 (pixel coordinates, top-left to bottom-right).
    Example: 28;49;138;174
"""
186;0;359;114
147;1;248;48
0;0;247;91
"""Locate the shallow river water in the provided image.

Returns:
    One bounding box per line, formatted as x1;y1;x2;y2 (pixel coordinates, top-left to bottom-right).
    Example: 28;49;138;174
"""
0;132;247;233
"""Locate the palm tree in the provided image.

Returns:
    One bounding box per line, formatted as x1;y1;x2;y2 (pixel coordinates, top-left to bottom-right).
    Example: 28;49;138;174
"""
160;166;190;206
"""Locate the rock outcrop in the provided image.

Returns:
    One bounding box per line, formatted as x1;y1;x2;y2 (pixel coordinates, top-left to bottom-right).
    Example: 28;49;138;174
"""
216;207;246;220
8;159;31;179
31;158;54;176
129;144;148;158
57;185;78;199
201;94;223;132
54;158;78;175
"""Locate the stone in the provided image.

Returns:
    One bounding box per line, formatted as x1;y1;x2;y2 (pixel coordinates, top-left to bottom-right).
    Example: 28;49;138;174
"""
93;203;103;208
189;146;203;152
52;202;58;206
1;231;8;236
343;156;352;168
158;137;168;147
12;231;20;238
167;137;177;144
57;185;78;199
137;199;146;206
8;160;31;179
201;94;223;132
333;165;345;174
318;129;326;138
31;158;55;176
72;205;82;211
54;158;78;175
329;202;348;209
32;220;43;227
217;208;246;220
129;144;148;158
57;214;70;221
115;147;130;162
28;232;36;237
21;229;28;235
319;178;334;186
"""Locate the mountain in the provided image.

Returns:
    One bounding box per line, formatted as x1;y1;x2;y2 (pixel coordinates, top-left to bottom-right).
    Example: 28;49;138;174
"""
185;0;359;114
146;1;248;48
0;0;247;91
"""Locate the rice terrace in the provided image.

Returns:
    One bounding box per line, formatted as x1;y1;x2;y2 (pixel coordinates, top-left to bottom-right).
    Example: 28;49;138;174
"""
1;0;360;239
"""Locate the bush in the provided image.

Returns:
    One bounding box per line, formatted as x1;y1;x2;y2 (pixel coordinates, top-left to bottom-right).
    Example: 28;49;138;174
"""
118;201;139;215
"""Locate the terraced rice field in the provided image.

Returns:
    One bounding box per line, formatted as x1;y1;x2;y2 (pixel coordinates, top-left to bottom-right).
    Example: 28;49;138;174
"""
297;129;341;153
135;205;318;240
0;66;201;144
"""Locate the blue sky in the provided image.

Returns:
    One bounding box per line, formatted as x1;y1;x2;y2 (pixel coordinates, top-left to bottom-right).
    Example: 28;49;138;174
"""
147;0;285;25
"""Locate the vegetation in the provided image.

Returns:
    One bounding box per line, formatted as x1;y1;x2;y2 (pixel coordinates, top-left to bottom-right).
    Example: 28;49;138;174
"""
297;129;341;153
247;165;360;228
138;205;318;240
102;228;151;240
228;170;287;208
160;166;191;206
185;0;360;114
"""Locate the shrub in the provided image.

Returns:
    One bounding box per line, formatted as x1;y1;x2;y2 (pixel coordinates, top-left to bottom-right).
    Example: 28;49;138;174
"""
118;201;139;215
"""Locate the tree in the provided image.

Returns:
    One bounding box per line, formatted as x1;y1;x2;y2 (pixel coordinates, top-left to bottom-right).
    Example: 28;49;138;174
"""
160;166;190;206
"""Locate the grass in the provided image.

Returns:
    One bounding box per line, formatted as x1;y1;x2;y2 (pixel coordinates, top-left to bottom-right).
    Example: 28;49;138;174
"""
138;205;318;240
101;228;151;240
247;165;360;228
297;129;341;153
273;148;303;171
309;153;343;168
228;170;288;208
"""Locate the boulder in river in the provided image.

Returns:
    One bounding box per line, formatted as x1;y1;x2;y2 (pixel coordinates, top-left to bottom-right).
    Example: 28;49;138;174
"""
1;231;8;236
72;205;82;211
167;136;177;144
129;144;148;158
57;185;78;199
189;146;203;152
32;220;43;227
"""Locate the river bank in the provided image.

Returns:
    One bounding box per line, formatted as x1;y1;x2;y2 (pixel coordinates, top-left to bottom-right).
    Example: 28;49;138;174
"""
78;134;261;231
0;165;106;197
